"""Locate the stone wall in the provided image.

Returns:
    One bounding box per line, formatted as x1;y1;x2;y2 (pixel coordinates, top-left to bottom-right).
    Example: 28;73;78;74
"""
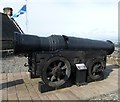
107;47;120;66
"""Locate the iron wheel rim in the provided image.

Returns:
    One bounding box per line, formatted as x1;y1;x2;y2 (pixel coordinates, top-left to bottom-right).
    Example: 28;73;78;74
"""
42;57;71;87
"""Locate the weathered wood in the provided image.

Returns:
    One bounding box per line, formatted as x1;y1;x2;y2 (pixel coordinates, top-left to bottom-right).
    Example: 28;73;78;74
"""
2;73;8;101
1;65;119;101
21;72;40;100
13;72;32;100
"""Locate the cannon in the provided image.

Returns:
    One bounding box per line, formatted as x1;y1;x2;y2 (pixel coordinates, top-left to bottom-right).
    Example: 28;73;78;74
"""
1;12;114;92
13;32;114;89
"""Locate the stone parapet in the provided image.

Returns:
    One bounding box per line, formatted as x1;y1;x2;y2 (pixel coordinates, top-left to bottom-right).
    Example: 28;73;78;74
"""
107;47;120;66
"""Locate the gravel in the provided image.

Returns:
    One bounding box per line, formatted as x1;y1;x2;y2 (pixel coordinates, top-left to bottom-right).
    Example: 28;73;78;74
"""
1;55;28;73
89;90;119;101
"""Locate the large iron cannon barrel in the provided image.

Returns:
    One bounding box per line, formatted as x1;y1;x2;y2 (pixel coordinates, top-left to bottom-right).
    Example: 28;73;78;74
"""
14;32;114;55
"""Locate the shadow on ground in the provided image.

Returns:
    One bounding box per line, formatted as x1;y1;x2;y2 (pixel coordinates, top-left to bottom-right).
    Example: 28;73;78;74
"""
0;79;24;90
103;64;119;79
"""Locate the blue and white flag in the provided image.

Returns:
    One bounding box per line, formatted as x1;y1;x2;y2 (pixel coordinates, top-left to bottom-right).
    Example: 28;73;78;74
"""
12;4;26;18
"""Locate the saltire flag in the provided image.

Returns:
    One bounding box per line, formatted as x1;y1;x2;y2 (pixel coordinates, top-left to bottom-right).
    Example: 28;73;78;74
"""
11;4;26;18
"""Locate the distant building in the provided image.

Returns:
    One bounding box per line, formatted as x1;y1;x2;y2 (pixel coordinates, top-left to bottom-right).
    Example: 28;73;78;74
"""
1;7;24;52
3;7;13;17
3;7;24;34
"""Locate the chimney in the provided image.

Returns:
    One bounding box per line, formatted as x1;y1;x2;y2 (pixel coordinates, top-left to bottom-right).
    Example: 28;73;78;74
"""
3;7;13;17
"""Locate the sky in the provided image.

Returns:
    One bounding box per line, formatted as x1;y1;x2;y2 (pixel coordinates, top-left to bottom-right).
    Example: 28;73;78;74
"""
0;0;118;43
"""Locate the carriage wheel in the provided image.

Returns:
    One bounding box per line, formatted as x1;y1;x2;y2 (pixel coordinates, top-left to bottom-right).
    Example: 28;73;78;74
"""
87;59;105;80
41;56;71;87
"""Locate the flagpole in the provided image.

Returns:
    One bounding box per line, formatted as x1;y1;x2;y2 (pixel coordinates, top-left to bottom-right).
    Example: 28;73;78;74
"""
26;0;28;33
